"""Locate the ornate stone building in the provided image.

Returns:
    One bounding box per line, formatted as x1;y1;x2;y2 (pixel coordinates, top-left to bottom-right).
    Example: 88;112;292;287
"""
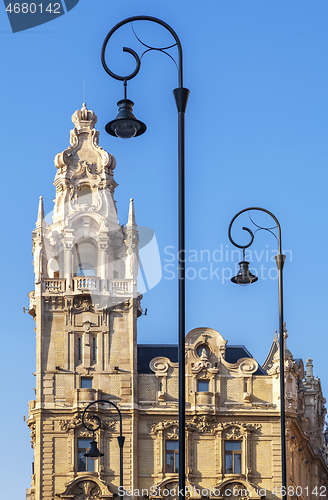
26;104;328;500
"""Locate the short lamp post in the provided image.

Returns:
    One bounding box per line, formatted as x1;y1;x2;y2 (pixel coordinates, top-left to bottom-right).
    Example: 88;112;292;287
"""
228;207;287;499
82;400;125;492
101;16;189;499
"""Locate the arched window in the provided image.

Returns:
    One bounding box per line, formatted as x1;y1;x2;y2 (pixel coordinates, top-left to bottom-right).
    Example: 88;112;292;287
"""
78;185;93;206
75;242;97;276
48;258;60;278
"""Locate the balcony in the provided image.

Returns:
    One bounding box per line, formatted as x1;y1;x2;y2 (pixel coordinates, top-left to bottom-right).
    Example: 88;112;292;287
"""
43;279;66;293
73;277;100;292
110;279;131;294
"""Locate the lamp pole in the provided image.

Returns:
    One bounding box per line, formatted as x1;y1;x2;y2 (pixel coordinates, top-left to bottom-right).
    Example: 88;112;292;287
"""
82;399;125;493
228;207;286;500
101;17;189;499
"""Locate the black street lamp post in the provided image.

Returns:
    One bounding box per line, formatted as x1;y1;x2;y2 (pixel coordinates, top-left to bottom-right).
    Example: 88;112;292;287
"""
101;17;189;499
228;207;286;500
82;400;125;493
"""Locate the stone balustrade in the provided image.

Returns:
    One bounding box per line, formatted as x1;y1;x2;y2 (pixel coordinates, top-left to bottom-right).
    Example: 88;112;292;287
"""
42;277;132;294
43;278;66;293
73;276;99;292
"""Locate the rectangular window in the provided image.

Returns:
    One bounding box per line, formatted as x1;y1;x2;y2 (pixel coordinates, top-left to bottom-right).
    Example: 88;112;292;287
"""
78;438;95;472
93;336;97;362
225;441;241;474
166;440;179;473
197;380;209;392
78;337;82;361
81;377;92;389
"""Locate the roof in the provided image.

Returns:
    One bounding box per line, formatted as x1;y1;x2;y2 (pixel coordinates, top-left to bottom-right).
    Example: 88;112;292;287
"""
137;344;266;375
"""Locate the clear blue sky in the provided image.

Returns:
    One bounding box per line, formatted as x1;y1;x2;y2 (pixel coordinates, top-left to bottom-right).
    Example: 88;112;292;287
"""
1;0;328;497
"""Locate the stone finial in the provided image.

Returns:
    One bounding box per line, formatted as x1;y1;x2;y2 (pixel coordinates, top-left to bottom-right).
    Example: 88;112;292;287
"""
71;102;97;129
127;198;137;227
36;196;44;227
306;358;314;380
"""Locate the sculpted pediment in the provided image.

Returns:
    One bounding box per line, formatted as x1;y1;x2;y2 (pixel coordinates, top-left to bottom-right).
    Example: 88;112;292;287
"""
58;477;113;499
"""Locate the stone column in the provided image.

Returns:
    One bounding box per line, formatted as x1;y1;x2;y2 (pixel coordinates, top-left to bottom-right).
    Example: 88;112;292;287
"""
64;232;74;290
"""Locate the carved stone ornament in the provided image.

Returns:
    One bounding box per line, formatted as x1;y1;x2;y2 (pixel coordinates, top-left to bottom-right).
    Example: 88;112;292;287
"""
59;413;116;433
216;422;262;437
187;415;217;434
150;416;218;435
224;426;242;440
149;357;178;375
223;482;249;497
221;355;259;375
28;421;36;448
73;296;94;312
150;420;179;435
58;477;113;499
71;480;101;499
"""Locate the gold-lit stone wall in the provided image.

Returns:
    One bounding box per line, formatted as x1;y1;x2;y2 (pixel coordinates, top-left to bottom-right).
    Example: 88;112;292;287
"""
26;105;328;500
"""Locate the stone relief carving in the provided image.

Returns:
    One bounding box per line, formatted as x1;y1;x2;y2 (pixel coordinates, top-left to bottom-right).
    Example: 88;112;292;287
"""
73;296;94;312
216;422;262;437
70;480;101;500
188;415;216;433
28;421;36;448
150;416;230;435
149;357;178;376
59;413;116;433
222;482;249;497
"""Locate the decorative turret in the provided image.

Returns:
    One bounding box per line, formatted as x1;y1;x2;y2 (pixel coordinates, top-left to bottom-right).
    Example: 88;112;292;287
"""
52;102;117;226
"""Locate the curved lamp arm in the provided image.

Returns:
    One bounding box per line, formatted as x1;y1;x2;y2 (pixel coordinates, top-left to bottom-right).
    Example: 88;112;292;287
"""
228;206;282;255
101;15;185;88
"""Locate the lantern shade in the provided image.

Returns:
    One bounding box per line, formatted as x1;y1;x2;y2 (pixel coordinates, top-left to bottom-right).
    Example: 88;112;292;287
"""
105;99;146;139
231;261;258;285
84;440;104;460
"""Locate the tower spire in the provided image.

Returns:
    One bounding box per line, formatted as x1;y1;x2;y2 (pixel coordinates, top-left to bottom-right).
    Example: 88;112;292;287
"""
36;196;44;227
127;198;137;227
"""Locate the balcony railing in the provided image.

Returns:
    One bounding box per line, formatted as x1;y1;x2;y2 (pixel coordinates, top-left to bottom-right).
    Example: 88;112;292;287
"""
44;279;66;293
42;277;132;294
110;279;131;293
73;277;99;292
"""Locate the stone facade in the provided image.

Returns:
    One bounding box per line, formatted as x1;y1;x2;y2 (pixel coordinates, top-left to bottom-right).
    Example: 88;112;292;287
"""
26;105;328;500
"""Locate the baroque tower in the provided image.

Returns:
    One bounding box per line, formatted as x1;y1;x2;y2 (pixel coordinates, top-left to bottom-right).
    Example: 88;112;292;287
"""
27;104;141;500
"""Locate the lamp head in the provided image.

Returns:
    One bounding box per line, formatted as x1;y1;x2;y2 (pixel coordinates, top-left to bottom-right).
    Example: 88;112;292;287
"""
231;261;258;286
105;99;146;139
84;440;104;460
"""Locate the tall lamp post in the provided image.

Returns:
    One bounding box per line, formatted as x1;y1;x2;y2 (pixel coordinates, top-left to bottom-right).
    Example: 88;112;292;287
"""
228;207;286;499
101;17;189;499
82;400;125;492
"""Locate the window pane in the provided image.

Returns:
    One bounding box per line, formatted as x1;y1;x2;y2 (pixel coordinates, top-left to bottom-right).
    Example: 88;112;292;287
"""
234;453;241;474
166;452;174;472
225;441;241;451
81;377;92;389
197;380;209;392
175;452;179;473
166;441;178;451
225;453;233;474
78;439;95;472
